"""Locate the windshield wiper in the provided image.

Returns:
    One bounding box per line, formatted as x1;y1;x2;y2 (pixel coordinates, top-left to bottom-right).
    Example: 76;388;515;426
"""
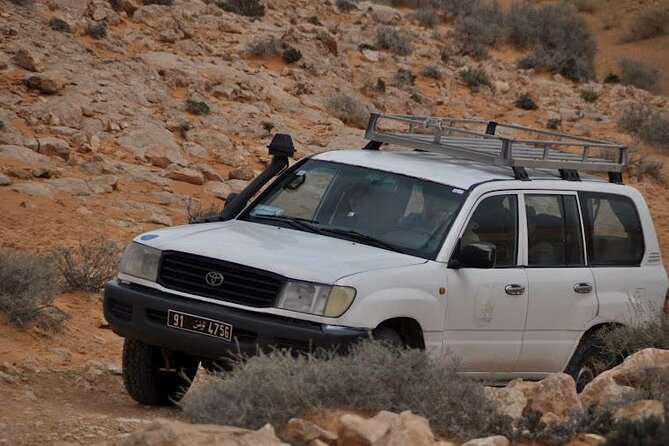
320;228;408;255
251;215;324;235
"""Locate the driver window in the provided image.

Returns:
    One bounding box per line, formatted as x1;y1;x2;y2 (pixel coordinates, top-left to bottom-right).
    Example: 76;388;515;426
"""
461;194;518;267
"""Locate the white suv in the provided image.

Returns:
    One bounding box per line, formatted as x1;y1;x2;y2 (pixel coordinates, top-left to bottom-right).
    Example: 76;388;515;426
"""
104;113;668;405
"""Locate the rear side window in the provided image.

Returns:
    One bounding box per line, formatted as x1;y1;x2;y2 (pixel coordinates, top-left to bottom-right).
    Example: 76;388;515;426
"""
525;194;584;267
579;192;644;266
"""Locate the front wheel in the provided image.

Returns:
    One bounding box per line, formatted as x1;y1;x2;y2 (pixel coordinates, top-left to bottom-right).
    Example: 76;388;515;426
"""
122;339;199;405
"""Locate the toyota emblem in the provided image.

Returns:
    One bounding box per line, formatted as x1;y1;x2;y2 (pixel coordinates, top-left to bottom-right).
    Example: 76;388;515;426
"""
205;271;225;287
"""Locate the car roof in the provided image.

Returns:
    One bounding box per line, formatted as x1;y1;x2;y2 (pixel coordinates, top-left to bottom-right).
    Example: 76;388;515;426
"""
312;149;606;189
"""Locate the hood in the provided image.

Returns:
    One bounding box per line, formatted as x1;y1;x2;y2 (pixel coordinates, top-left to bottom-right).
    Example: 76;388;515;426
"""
136;220;426;283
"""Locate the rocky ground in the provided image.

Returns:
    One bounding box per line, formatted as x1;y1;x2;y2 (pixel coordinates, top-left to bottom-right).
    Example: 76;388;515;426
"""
0;0;668;444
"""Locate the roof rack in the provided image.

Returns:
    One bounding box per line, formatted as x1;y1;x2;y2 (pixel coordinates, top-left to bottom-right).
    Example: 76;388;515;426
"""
364;113;628;183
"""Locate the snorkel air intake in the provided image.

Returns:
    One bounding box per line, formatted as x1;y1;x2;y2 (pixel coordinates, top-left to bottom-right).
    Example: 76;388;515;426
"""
191;134;296;223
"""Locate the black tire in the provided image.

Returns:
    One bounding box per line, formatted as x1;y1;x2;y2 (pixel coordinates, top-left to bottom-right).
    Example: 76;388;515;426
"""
565;333;614;393
372;326;404;347
122;339;199;406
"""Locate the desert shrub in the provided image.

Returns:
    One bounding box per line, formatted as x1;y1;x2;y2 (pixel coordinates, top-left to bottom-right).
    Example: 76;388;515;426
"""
453;0;505;48
362;78;386;95
336;0;357;12
627;154;664;183
88;22;107;39
604;417;669;446
376;26;413;56
439;47;450;63
142;0;174;5
603;73;620;84
515;93;538;110
618;57;662;94
182;341;511;439
422;65;442;79
459;67;491;91
282;46;302;64
48;18;72;33
580;88;599;102
324;91;369;129
617;103;669;147
394;68;416;87
599;312;669;359
247;36;282;56
507;2;595;81
622;8;669;42
514;406;620;444
547;118;561;130
459;39;488;60
59;238;123;292
0;250;67;331
185;99;210;115
214;0;264;17
412;6;439;28
0;119;5;131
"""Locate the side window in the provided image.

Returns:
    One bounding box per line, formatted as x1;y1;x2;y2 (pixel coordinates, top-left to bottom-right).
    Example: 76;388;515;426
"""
579;192;644;266
525;194;584;267
461;194;518;267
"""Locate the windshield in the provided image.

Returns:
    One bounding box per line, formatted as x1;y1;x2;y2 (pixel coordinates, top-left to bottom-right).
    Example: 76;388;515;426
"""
242;159;466;259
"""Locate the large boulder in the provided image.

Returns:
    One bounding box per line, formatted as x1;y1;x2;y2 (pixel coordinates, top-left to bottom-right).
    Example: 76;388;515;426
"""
117;124;187;166
614;399;665;422
37;137;71;160
284;418;337;446
461;436;510;446
376;411;434;446
14;46;44;72
337;412;396;446
483;386;527;420
24;71;67;94
162;164;205;185
122;419;288;446
507;373;581;419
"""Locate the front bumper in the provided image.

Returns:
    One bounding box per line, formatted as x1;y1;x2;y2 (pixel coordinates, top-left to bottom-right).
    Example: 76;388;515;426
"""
103;279;369;359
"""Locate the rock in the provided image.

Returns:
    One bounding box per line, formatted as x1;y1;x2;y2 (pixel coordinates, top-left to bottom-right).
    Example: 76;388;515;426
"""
484;387;527;420
361;49;380;63
564;433;605;446
0;55;8;70
162;165;205;185
32;168;52;178
117;124;187;166
368;4;401;24
337;414;391;446
284;418;337;446
37;137;71;160
579;381;636;409
24;71;66;94
121;419;288;446
0;371;17;384
461;435;510;446
581;349;669;408
147;213;173;226
508;373;581;419
228;179;249;193
493;81;511;94
203;181;232;200
0;173;11;186
194;164;224;182
229;166;254;181
88;175;119;194
376;411;434;446
11;182;53;198
614;400;665;422
14;46;44;72
183;142;208;159
0;144;51;166
48;178;93;196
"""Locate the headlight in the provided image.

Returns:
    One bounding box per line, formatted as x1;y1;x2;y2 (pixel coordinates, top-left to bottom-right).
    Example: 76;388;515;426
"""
118;242;161;282
276;281;356;318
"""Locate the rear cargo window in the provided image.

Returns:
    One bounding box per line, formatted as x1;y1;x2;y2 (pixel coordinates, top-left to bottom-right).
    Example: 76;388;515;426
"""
579;192;644;266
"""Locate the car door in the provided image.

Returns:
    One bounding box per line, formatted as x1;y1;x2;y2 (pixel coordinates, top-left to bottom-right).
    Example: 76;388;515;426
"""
515;192;597;374
444;192;528;374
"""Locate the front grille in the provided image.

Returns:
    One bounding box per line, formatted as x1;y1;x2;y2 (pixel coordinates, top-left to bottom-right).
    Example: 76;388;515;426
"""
157;251;284;308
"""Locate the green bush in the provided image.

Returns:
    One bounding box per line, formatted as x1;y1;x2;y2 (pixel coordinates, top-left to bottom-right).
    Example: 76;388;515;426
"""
617;103;669;148
282;46;302;64
214;0;264;17
618;57;662;94
515;93;538;110
459;67;491;91
422;65;442;79
185;99;211;115
376;26;413;56
547;118;561;130
182;341;510;439
336;0;357;12
0;250;67;331
88;22;107;40
394;68;416;87
604;417;669;446
59;238;123;292
247;36;282;56
599;312;669;359
622;8;669;42
507;3;595;81
48;18;72;33
580;88;599;102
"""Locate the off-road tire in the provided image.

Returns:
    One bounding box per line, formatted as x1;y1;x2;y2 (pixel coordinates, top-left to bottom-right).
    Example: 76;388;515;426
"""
372;326;404;347
122;339;199;405
565;332;614;393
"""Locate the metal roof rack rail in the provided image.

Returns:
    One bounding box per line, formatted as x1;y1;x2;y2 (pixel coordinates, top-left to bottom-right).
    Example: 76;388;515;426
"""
364;113;628;183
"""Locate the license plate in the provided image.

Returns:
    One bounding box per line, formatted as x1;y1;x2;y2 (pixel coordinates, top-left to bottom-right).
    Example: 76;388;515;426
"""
167;310;233;341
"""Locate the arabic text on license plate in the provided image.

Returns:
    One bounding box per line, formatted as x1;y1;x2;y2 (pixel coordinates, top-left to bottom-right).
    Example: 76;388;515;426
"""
167;310;233;341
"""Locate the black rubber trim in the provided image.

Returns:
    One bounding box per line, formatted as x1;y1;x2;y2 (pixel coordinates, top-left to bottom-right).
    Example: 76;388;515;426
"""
103;280;369;360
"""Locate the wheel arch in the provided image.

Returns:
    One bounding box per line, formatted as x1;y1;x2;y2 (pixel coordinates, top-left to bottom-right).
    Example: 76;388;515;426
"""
375;317;425;349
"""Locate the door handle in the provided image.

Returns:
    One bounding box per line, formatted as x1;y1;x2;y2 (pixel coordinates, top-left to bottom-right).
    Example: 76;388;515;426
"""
505;284;525;295
574;283;593;294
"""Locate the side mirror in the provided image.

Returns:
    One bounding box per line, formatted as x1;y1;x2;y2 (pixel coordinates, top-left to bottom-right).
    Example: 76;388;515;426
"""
451;242;496;269
224;192;239;208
